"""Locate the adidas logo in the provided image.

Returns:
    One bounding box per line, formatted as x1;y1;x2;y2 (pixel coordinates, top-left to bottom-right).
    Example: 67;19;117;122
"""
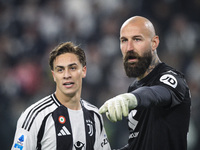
58;126;71;136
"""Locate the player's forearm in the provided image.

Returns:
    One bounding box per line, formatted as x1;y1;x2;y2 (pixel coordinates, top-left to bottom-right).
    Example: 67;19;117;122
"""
131;85;171;109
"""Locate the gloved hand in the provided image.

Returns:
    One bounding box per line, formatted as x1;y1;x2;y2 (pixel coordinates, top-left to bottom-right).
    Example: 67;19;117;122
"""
99;93;137;122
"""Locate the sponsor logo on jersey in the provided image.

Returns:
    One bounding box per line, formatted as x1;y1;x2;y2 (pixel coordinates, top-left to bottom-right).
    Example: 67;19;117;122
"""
128;110;139;139
129;132;139;139
101;134;109;147
86;120;94;136
14;135;24;150
128;110;138;131
58;116;66;124
74;141;85;150
58;126;71;136
160;74;178;88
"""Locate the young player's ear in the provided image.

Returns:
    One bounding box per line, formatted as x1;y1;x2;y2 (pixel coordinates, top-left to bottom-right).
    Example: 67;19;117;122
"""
51;70;56;82
82;66;87;78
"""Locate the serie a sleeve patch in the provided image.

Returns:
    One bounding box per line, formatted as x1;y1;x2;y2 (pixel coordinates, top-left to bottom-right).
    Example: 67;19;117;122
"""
13;135;25;150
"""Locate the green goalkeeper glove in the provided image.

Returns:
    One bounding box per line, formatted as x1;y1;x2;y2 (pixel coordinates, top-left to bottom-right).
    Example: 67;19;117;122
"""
99;93;138;122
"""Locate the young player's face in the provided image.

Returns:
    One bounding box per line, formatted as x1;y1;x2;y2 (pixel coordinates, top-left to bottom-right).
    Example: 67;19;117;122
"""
52;53;86;98
120;22;153;78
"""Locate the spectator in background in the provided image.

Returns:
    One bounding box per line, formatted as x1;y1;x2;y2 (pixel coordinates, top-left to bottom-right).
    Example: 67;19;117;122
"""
164;14;197;54
185;51;200;149
163;14;198;71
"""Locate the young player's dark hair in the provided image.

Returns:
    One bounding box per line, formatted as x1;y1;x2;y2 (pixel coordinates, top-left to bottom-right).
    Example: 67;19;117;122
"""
49;42;86;70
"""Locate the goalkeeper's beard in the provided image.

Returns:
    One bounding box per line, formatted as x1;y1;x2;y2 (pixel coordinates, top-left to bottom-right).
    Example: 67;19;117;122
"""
123;50;152;78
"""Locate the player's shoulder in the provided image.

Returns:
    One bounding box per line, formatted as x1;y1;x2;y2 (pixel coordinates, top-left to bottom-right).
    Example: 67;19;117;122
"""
17;94;58;131
22;95;53;115
158;63;188;89
159;63;184;77
81;99;99;114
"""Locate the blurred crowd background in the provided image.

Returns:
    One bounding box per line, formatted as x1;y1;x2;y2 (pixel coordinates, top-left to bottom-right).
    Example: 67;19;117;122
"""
0;0;200;149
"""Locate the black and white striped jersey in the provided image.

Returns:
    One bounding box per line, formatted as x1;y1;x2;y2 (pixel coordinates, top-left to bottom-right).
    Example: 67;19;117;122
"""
11;94;111;150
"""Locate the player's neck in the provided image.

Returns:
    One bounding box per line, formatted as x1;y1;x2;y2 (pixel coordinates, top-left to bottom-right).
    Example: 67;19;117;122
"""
137;55;161;80
55;91;82;110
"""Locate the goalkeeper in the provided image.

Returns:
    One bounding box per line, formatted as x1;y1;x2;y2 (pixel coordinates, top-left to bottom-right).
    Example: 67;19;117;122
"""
99;16;191;150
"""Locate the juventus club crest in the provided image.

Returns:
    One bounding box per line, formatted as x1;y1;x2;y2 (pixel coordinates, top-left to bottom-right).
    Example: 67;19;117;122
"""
86;119;94;136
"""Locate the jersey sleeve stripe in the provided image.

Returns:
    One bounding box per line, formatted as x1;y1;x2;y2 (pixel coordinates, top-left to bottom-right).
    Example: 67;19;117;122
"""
21;97;55;131
27;101;55;131
22;97;52;129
